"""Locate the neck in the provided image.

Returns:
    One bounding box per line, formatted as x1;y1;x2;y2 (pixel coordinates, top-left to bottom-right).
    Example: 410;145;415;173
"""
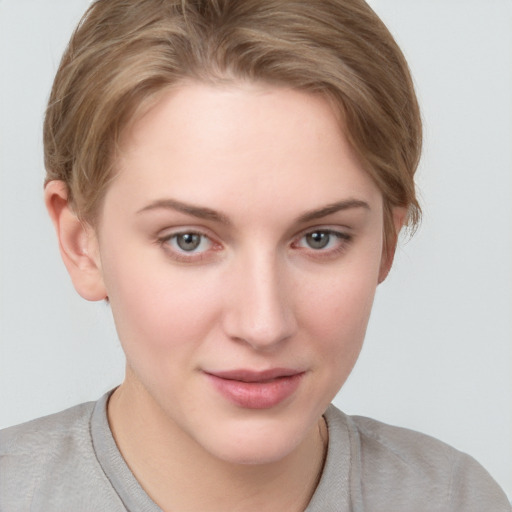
108;376;328;512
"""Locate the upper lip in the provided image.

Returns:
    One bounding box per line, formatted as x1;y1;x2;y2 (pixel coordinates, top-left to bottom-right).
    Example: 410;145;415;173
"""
205;368;304;383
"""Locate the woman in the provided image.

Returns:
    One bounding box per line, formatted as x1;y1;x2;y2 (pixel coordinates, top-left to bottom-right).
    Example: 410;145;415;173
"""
1;0;509;510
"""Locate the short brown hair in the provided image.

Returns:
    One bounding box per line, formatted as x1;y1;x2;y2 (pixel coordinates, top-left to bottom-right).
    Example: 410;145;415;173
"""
44;0;422;241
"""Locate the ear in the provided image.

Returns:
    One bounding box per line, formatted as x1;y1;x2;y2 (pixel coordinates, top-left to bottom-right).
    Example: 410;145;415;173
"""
378;207;407;284
44;180;107;301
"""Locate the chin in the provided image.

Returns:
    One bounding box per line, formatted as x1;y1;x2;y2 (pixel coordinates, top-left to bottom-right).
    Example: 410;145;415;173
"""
198;414;313;466
212;439;299;466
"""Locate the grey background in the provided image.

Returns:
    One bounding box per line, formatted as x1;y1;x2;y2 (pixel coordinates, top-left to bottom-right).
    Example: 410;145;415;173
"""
1;0;511;497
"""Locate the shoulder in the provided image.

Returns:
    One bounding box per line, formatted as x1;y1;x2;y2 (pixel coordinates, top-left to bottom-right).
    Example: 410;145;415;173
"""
324;406;511;511
0;398;124;511
0;401;95;458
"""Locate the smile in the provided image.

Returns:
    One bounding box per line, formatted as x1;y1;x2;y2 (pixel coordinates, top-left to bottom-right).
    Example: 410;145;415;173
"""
204;369;305;409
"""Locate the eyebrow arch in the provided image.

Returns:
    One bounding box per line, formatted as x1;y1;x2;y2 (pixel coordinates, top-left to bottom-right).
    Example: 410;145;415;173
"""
138;197;369;225
137;198;231;225
296;199;370;223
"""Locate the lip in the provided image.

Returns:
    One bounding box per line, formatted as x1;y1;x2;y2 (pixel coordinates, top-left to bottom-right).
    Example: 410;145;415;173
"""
204;368;305;409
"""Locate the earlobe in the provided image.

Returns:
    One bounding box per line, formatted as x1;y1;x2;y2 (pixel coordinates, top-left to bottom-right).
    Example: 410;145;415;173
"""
378;207;407;284
44;180;107;301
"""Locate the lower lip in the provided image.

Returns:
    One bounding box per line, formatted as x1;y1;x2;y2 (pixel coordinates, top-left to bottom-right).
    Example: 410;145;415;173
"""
206;373;304;409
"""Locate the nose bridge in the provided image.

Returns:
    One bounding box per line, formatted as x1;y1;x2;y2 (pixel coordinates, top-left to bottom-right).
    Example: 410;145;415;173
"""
224;245;296;350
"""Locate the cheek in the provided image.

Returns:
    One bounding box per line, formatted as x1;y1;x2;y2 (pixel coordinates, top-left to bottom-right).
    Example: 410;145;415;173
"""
102;252;220;361
310;282;376;406
298;259;380;365
313;284;375;349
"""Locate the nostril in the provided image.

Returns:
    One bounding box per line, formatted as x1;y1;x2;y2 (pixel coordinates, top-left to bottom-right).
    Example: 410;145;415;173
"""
223;297;297;350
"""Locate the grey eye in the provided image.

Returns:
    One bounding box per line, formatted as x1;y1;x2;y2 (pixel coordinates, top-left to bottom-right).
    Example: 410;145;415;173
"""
305;231;331;249
176;233;202;251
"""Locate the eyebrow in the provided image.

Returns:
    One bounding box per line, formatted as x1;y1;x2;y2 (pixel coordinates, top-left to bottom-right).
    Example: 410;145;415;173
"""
137;198;231;225
296;199;370;223
137;197;369;224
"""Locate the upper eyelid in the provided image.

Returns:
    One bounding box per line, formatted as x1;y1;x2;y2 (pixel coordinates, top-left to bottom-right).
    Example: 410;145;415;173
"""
156;229;215;249
293;225;353;239
157;226;217;240
290;227;353;252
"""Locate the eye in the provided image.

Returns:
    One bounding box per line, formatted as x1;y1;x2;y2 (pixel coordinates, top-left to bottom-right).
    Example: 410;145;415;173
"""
297;230;349;250
291;228;352;260
175;233;204;252
163;232;213;254
304;231;332;250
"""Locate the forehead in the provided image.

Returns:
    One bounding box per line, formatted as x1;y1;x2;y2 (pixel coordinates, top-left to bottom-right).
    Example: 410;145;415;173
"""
107;81;382;220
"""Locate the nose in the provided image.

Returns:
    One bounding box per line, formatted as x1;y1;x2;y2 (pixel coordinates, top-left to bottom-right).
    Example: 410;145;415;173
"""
222;250;297;351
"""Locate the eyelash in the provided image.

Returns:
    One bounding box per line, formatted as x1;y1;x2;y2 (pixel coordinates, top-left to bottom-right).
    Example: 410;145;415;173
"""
157;228;352;263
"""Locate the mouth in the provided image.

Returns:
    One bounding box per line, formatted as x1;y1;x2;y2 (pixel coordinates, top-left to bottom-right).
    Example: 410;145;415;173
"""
208;368;303;383
204;368;305;409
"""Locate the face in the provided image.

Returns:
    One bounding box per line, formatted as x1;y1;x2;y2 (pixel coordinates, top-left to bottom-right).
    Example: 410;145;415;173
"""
93;82;388;464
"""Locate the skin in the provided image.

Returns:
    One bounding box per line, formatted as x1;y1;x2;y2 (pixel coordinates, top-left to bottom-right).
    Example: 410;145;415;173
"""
45;82;404;511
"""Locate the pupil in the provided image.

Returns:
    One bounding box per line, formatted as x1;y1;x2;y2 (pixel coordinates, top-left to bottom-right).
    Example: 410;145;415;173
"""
177;233;201;251
307;232;329;249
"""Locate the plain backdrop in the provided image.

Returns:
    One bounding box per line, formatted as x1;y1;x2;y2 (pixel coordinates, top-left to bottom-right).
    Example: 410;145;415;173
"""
1;0;511;498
